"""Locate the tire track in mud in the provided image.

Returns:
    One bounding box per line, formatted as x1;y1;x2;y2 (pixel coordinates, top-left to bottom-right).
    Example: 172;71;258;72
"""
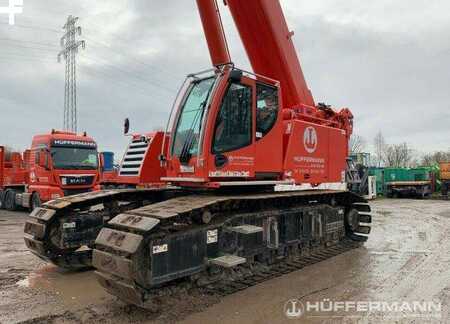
1;200;450;324
340;200;450;323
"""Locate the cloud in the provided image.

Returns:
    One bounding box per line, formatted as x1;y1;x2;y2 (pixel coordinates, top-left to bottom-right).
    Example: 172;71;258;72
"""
0;0;448;160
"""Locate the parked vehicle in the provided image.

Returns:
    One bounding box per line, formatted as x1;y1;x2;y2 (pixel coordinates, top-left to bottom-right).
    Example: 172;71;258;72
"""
0;130;101;211
384;167;433;198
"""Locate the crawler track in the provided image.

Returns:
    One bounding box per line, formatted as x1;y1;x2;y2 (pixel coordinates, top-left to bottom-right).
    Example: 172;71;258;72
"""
23;188;180;269
92;190;371;308
205;239;361;296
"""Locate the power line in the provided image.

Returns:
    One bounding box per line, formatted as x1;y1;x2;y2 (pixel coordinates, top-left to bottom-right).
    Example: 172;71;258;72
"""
79;54;174;94
83;34;180;82
0;56;54;64
0;50;178;105
14;12;181;81
0;43;57;52
0;17;181;109
2;18;182;85
79;68;172;105
0;34;178;90
0;37;59;48
0;21;60;33
81;38;180;95
77;58;175;104
0;53;171;104
0;51;54;62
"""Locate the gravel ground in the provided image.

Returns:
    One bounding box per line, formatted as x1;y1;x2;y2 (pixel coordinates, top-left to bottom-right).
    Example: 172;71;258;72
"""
0;198;449;323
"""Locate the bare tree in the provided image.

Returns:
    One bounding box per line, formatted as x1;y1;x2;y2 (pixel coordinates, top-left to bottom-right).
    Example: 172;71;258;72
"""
349;134;366;154
373;131;386;167
421;151;450;166
383;143;414;168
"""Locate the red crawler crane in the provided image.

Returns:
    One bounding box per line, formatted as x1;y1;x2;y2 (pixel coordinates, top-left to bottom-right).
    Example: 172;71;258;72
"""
25;0;371;307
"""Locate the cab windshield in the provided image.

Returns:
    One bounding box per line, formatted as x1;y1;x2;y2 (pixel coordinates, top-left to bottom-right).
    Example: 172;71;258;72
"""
51;147;98;170
171;76;216;161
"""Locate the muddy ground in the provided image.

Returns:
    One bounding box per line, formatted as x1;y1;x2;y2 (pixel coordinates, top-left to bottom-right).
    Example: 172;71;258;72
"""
0;199;449;324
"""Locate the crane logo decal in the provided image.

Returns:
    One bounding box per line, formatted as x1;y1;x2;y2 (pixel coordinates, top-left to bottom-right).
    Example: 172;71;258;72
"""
303;126;318;154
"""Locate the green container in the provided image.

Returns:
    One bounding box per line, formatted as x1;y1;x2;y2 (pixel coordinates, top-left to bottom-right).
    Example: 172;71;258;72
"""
384;168;413;183
411;167;431;181
368;167;438;194
383;167;436;193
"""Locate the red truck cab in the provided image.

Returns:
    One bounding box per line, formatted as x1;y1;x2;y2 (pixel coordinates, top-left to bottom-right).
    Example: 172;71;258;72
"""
0;130;101;211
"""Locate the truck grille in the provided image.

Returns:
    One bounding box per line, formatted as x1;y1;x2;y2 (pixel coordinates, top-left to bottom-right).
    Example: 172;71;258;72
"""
63;188;92;197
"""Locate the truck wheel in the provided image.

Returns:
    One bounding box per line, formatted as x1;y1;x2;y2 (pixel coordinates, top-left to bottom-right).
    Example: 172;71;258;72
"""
31;193;41;211
4;190;17;211
0;190;4;209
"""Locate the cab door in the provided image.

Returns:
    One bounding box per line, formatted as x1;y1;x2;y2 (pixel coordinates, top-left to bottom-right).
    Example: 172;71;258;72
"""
253;83;283;179
208;76;256;180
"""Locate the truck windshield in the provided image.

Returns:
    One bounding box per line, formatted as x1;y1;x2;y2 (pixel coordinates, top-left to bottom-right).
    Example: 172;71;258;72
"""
51;147;98;170
171;76;216;160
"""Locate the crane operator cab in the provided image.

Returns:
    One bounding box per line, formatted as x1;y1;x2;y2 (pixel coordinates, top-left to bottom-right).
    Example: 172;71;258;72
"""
162;65;285;188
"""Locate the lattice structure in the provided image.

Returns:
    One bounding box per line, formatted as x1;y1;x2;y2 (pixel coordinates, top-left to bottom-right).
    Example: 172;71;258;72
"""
58;15;85;132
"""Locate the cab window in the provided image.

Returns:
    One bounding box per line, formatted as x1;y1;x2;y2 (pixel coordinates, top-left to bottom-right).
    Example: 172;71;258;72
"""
213;83;252;154
256;84;278;139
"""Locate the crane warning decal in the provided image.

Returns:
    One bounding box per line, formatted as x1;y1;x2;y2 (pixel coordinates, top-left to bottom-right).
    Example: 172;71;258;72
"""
303;126;318;154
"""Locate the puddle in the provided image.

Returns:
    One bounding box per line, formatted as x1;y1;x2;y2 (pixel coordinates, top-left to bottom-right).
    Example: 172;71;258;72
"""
18;265;110;306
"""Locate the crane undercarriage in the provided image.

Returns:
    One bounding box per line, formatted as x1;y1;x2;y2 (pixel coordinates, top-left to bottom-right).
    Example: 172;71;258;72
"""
25;188;370;307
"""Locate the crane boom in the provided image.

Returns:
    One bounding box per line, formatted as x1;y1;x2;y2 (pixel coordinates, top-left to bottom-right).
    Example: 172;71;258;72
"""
196;0;231;66
196;0;315;108
226;0;315;108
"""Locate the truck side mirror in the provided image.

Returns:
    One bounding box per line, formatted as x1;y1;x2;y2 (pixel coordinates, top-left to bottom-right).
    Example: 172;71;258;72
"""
124;118;130;135
38;149;50;170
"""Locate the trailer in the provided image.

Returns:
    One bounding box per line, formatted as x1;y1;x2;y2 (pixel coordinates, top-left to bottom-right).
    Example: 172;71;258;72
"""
386;181;432;198
0;130;101;211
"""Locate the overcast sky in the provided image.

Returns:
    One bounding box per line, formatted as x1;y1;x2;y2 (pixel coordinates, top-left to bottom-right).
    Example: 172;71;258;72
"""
0;0;449;159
